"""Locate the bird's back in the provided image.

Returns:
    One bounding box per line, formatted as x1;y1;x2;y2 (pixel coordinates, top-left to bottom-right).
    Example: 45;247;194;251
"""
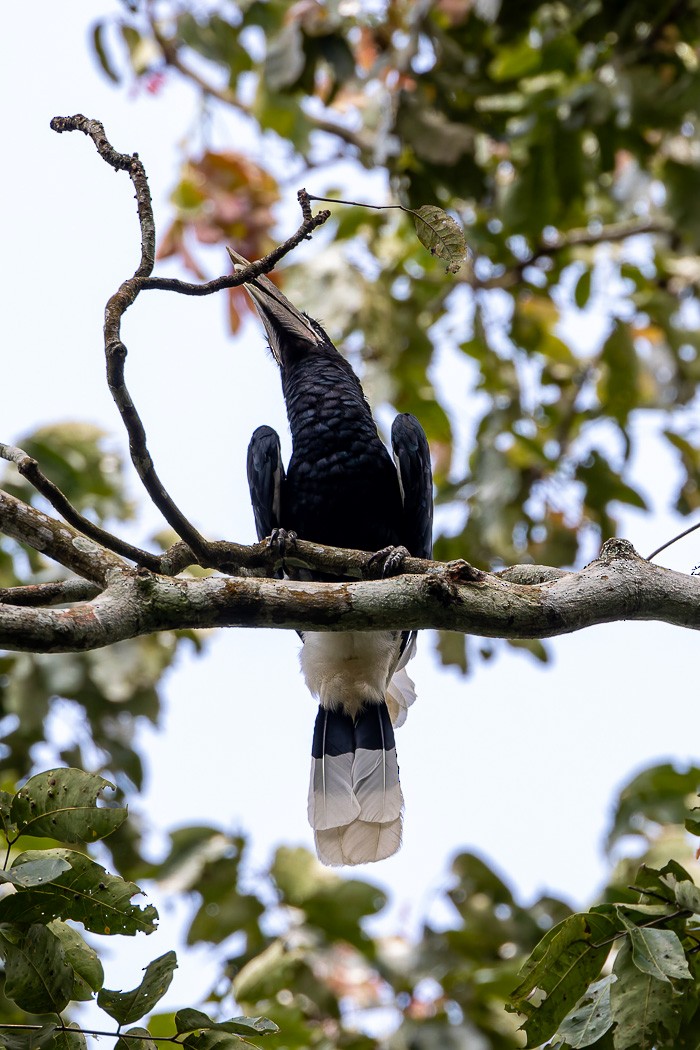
281;351;403;552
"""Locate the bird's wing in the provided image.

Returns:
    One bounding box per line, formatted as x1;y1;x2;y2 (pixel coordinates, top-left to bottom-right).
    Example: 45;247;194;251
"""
391;413;433;559
247;424;284;542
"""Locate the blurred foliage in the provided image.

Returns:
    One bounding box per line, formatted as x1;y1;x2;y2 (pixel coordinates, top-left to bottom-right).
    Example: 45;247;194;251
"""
0;425;203;871
91;0;700;670
3;762;700;1049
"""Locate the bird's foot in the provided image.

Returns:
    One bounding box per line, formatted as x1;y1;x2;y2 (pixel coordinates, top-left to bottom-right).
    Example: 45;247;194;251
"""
369;545;410;577
268;528;298;560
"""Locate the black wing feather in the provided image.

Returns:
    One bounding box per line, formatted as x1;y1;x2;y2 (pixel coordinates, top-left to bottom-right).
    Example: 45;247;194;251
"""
247;425;284;541
391;413;433;559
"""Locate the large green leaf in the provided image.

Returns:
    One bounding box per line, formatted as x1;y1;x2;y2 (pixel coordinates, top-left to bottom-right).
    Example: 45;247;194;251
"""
610;941;682;1049
615;909;692;983
508;911;617;1047
0;850;157;935
11;768;127;843
0;1024;58;1050
0;923;73;1014
48;920;104;1000
97;951;177;1024
175;1009;278;1036
46;1025;88;1050
114;1028;157;1050
0;854;71;888
555;974;615;1048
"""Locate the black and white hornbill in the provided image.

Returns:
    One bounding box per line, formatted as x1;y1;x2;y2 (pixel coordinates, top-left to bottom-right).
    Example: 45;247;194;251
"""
230;250;433;866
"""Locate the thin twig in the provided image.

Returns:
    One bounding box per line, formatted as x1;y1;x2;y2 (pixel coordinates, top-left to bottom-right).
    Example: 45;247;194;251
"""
0;1024;180;1043
647;519;700;561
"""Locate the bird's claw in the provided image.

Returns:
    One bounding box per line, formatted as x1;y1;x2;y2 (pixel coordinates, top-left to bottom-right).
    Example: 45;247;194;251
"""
369;545;410;578
268;528;298;560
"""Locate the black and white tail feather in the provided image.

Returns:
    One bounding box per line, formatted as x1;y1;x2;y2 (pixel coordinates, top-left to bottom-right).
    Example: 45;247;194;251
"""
306;634;417;866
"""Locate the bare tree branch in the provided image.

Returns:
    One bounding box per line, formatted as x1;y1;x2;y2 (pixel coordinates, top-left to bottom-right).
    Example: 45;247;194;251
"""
1;539;699;654
0;580;101;607
471;217;673;290
49;116;330;569
0;442;164;571
0;489;126;585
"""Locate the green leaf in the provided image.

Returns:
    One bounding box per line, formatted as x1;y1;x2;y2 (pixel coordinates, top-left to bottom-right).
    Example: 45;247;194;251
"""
508;911;617;1047
672;878;700;914
176;1009;279;1036
616;909;691;983
598;320;639;427
115;1028;157;1050
610;940;682;1049
91;20;120;82
606;763;700;853
0;854;71;887
555;974;614;1048
574;268;592;309
97;951;177;1024
114;1029;157;1045
264;21;305;91
411;206;467;273
46;1025;88;1050
0;788;15;836
488;38;542;81
0;1024;57;1050
0;923;73;1014
11;768;127;843
0;849;158;935
48;920;104;999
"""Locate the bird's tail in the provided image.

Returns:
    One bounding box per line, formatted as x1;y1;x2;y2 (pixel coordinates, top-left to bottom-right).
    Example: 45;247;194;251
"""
308;703;403;866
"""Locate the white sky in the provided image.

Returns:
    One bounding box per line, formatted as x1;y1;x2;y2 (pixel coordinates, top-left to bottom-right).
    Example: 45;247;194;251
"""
2;0;700;1021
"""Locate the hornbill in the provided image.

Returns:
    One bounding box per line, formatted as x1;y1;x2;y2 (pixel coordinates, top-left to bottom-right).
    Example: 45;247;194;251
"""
230;250;433;866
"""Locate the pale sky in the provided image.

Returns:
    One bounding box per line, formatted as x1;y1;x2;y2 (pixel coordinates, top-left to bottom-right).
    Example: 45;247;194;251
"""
3;0;700;1019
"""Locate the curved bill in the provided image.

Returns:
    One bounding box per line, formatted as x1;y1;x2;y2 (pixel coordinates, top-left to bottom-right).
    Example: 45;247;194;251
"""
227;248;323;362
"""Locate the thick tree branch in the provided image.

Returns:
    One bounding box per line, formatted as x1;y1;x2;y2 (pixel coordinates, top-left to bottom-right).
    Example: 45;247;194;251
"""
0;489;125;585
1;540;698;654
0;442;164;571
0;580;101;607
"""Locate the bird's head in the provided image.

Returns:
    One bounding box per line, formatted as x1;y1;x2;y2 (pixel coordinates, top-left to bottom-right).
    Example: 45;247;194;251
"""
228;248;326;365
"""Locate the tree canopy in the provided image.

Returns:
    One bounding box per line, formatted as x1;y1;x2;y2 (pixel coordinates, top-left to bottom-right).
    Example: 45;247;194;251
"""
2;1;700;1048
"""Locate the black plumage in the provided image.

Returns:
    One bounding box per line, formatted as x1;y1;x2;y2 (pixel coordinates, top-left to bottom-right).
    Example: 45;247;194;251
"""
233;249;433;865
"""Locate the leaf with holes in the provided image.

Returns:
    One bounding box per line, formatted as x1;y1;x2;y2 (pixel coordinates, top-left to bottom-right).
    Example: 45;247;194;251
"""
616;909;691;983
611;941;682;1049
507;911;617;1047
97;951;177;1024
115;1028;157;1050
555;974;615;1048
411;206;467;273
0;1023;58;1050
0;923;74;1014
0;854;71;888
48;1024;88;1050
49;920;104;999
11;768;126;843
176;1008;279;1036
0;850;158;935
